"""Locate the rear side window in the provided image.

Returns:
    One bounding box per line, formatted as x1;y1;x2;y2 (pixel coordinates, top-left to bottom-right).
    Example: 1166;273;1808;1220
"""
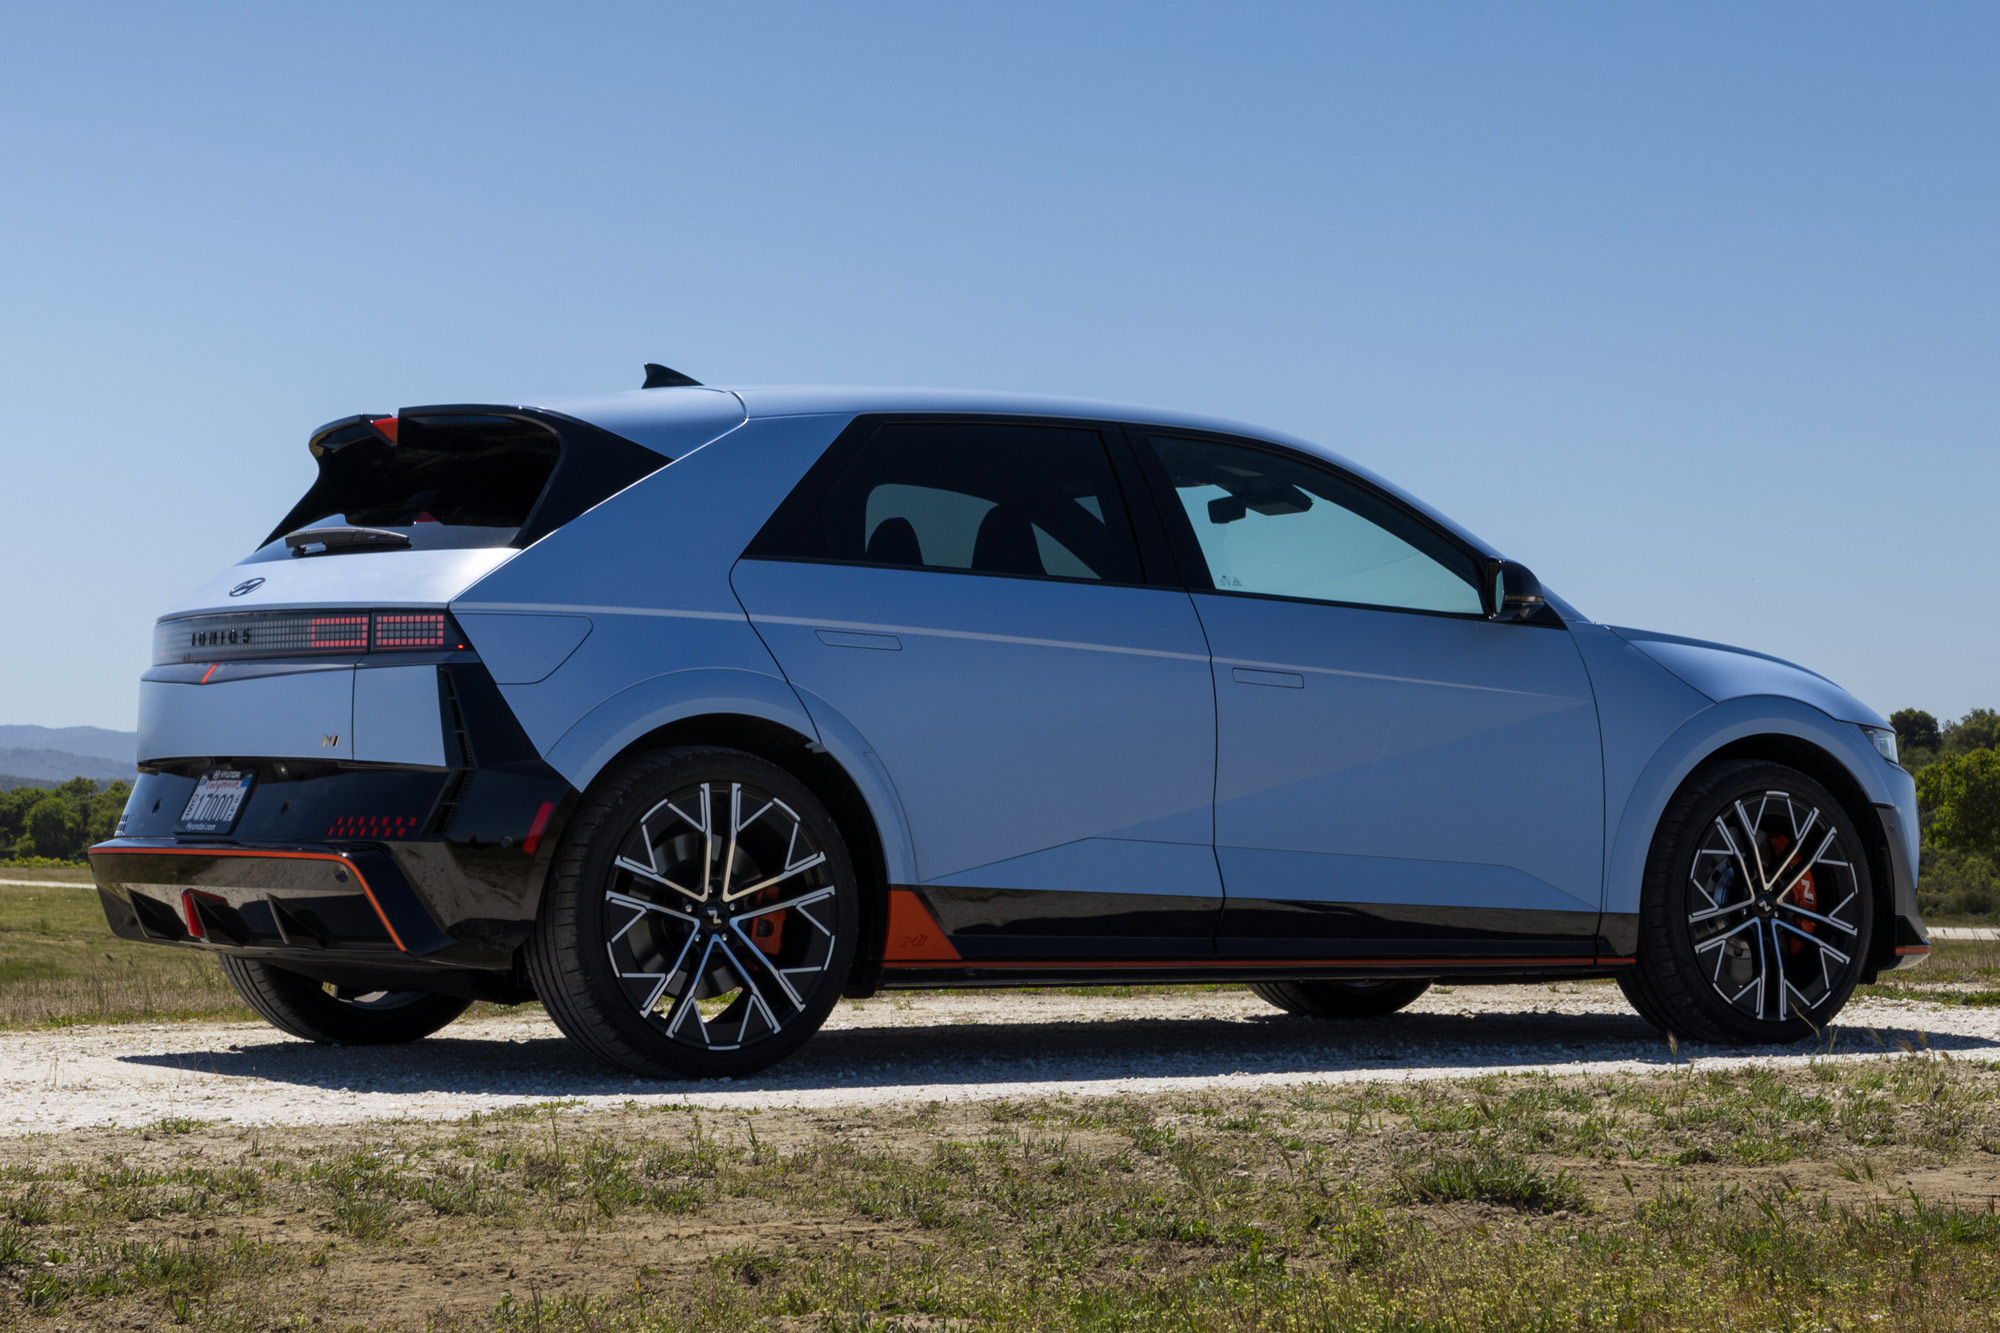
749;421;1144;584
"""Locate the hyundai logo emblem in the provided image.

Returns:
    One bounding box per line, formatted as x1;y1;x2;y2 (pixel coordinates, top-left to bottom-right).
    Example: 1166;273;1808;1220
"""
228;578;266;598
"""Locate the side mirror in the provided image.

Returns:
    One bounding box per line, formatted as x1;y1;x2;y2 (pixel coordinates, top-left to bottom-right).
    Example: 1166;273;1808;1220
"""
1488;560;1546;623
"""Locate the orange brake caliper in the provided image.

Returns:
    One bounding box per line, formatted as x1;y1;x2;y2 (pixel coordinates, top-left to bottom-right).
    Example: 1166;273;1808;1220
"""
750;903;787;956
1769;833;1817;952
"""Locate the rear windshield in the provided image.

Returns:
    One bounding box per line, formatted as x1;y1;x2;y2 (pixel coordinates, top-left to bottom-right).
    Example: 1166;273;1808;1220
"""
263;415;560;552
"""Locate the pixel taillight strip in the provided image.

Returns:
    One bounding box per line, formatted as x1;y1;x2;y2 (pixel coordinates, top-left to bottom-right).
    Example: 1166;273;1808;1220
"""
155;610;466;665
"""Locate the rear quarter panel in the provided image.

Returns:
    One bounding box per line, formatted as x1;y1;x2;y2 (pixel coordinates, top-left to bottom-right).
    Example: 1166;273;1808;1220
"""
452;412;921;882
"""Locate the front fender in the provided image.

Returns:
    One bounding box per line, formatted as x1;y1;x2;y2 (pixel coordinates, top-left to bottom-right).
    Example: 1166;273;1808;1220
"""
1605;694;1904;916
540;667;919;886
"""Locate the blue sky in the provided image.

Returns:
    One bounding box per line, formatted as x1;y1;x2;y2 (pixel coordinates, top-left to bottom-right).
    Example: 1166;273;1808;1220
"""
2;3;1994;729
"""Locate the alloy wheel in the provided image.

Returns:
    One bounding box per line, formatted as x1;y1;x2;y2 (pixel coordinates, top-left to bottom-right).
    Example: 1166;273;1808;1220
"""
1683;787;1863;1025
601;780;842;1051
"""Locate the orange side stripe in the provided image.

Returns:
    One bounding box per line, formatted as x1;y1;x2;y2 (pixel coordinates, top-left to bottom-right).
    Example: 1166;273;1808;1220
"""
91;846;406;953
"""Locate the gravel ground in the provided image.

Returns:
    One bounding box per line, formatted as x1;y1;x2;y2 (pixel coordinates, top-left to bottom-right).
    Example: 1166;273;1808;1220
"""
6;983;1998;1135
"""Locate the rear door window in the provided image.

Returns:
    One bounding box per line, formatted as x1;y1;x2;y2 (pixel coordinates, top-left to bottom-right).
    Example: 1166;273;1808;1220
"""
752;421;1144;584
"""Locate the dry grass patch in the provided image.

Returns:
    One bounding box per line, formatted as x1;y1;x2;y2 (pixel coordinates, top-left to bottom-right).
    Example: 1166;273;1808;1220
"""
0;1057;1997;1330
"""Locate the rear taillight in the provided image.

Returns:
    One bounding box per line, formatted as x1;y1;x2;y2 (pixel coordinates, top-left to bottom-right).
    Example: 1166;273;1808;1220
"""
371;612;450;650
310;615;370;651
155;610;469;665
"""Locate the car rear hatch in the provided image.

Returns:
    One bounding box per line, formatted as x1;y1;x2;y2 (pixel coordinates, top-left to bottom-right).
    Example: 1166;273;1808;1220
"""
142;392;744;767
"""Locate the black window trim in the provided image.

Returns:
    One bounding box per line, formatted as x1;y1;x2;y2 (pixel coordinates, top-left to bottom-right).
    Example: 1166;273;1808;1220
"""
1117;423;1534;624
738;412;1185;592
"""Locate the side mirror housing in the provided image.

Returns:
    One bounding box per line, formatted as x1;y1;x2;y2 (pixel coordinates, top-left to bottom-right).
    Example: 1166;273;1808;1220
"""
1487;560;1546;623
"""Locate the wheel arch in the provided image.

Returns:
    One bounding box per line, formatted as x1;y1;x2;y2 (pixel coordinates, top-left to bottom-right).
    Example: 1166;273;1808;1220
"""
1607;697;1899;943
540;675;914;999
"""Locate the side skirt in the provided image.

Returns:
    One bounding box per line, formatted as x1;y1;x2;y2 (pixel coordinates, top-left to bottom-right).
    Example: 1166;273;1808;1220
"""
878;959;1635;988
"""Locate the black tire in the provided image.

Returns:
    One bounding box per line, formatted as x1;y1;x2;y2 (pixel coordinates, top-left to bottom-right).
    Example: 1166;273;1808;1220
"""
1620;759;1874;1045
526;746;859;1079
217;956;471;1044
1250;978;1432;1019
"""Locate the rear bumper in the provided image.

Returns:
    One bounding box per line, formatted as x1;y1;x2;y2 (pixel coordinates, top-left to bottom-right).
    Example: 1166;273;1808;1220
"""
92;842;448;959
97;659;576;993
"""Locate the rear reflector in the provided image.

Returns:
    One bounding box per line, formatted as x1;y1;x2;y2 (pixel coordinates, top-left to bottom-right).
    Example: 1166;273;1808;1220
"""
326;815;421;840
522;801;555;855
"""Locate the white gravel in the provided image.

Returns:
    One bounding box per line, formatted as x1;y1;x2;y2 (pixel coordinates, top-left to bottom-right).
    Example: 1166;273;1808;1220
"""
5;984;1997;1135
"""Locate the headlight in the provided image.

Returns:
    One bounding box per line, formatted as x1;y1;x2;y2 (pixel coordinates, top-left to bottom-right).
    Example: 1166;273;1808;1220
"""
1861;725;1899;765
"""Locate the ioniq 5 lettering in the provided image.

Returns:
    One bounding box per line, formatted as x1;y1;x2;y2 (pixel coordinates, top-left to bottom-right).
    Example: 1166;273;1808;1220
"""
90;368;1929;1076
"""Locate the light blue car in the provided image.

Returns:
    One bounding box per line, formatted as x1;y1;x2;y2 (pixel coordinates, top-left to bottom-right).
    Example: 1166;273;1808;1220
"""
90;369;1929;1076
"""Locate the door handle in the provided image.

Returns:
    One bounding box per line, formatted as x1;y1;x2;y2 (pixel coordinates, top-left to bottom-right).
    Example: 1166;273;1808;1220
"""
1231;666;1303;689
817;629;903;651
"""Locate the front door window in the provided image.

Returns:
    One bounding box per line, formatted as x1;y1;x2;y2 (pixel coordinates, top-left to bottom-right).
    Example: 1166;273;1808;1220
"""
1147;435;1482;615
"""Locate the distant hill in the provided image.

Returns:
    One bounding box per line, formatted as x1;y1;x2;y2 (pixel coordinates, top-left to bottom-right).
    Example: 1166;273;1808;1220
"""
0;774;60;792
0;726;136;765
0;748;133;785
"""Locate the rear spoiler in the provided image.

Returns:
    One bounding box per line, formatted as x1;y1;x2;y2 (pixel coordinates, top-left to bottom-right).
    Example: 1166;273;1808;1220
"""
265;405;672;550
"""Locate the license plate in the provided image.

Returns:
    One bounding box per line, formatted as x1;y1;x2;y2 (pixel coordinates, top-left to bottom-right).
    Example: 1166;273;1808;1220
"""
177;770;254;835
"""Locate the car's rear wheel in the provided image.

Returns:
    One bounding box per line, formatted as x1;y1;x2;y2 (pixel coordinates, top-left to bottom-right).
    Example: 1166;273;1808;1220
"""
527;746;859;1079
217;956;471;1044
1619;759;1873;1045
1250;978;1432;1019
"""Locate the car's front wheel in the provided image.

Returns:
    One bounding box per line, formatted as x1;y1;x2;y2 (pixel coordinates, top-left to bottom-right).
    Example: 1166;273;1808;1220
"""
1619;759;1874;1045
217;957;471;1044
527;746;859;1079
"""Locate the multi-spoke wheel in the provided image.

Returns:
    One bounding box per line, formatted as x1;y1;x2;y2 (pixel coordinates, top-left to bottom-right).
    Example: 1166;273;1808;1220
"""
527;747;859;1078
217;956;471;1043
1620;760;1873;1045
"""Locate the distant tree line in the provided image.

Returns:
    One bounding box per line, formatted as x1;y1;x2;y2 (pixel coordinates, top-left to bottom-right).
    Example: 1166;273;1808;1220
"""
0;777;129;863
1891;708;2000;918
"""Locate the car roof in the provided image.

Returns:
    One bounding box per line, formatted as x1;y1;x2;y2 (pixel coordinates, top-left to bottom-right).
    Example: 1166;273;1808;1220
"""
534;384;1504;561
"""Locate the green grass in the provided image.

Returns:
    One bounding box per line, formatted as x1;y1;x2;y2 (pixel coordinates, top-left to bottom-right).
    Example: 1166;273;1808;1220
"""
1859;935;2000;1001
0;883;249;1028
0;1059;1995;1330
0;865;93;884
1394;1142;1592;1212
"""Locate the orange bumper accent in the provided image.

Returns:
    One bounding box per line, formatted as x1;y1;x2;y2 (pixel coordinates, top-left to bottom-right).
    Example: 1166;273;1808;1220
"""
883;889;960;962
